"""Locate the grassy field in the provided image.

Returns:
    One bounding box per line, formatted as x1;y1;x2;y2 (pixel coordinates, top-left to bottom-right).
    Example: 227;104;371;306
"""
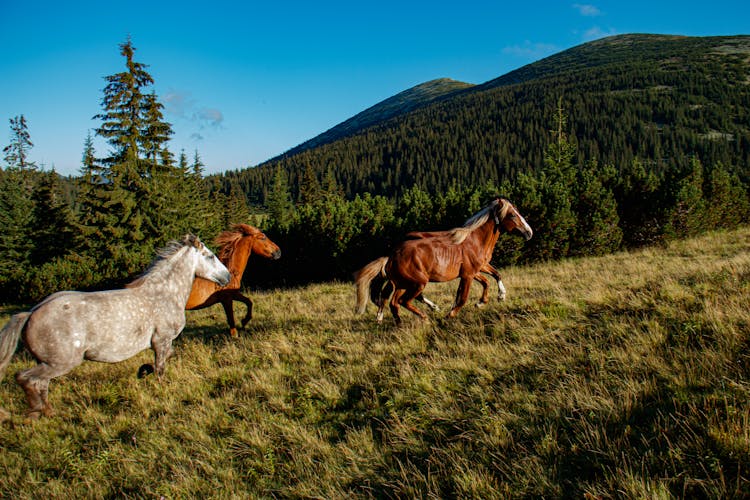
1;228;749;498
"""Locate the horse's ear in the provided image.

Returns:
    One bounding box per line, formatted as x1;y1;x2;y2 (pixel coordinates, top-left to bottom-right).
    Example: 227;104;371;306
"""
183;234;201;248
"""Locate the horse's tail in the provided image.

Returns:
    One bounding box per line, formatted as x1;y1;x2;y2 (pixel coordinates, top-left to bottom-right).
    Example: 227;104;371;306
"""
353;256;389;314
0;312;29;379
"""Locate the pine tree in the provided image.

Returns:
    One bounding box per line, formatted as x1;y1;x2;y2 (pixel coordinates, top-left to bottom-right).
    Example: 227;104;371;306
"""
527;98;577;260
142;91;173;165
298;163;321;205
267;166;293;228
570;160;622;256
665;157;707;239
614;158;663;247
29;170;76;266
0;168;35;281
94;37;153;167
81;37;182;274
0;115;38;295
3;115;36;171
705;162;750;228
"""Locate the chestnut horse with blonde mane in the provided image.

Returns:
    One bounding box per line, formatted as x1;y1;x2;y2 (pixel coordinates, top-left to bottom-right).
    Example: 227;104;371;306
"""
186;224;280;336
357;197;532;325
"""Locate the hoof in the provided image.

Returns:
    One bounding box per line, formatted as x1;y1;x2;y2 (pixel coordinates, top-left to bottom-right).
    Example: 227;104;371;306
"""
0;407;10;423
137;364;155;378
24;410;43;422
229;328;239;337
475;302;486;308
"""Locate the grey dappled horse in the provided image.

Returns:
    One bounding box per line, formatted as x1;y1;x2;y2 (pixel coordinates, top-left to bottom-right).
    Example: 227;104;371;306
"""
0;235;230;421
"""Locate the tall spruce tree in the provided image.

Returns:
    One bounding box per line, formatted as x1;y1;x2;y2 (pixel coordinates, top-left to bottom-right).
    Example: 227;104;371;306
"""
525;99;576;260
29;170;76;266
0;115;38;298
81;38;186;276
3;115;36;171
570;160;622;256
267;166;294;228
664;157;707;239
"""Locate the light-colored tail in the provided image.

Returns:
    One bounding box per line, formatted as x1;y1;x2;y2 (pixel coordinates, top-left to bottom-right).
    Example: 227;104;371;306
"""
0;312;29;377
0;312;30;420
353;256;388;314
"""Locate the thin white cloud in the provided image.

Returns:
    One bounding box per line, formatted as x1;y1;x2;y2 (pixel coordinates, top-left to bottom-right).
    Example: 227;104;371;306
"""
583;26;618;41
163;89;224;141
163;91;195;119
195;108;224;129
502;41;560;60
573;3;601;16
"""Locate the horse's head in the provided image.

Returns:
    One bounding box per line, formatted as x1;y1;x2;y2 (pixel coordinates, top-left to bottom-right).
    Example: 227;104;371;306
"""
495;198;533;240
235;224;281;260
185;234;231;286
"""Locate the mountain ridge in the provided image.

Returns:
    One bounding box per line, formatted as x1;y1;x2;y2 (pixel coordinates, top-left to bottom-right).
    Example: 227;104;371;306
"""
268;78;474;162
219;33;750;204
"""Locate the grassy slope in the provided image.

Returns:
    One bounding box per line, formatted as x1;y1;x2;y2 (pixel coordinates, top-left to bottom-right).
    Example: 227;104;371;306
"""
1;228;748;498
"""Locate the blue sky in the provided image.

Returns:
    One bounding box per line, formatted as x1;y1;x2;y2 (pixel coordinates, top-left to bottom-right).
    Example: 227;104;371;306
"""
1;1;748;176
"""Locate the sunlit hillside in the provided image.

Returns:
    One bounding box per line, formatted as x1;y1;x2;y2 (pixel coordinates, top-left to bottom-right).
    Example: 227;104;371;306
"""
1;227;748;497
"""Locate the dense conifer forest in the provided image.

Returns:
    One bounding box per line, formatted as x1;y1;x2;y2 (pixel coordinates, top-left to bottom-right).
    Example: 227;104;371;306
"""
1;34;749;301
219;34;750;202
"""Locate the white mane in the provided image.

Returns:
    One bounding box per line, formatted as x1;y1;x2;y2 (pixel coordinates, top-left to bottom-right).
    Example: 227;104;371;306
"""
448;199;509;244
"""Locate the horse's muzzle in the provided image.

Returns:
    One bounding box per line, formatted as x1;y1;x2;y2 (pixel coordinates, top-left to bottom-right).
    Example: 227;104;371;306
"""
272;250;281;260
217;270;231;287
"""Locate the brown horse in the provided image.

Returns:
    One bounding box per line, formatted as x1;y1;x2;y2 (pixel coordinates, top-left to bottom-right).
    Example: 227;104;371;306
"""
185;224;281;336
354;256;504;321
366;197;532;325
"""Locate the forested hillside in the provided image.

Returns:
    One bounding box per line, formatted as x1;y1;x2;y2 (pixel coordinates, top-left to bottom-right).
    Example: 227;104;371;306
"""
1;34;749;300
273;78;474;159
217;34;750;203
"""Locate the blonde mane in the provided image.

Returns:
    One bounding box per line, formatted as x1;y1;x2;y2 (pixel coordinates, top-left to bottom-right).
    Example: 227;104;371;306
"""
448;199;510;244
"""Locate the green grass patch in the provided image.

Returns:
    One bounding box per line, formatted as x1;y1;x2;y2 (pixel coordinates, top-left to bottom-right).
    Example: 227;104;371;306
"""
1;227;749;497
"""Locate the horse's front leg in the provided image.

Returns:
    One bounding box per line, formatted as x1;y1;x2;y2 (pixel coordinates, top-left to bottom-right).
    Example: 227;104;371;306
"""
152;338;175;378
221;299;239;337
482;264;506;301
448;277;473;318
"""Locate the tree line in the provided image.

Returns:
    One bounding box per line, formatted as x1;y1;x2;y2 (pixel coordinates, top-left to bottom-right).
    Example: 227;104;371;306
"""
248;98;749;288
1;38;749;303
0;39;253;303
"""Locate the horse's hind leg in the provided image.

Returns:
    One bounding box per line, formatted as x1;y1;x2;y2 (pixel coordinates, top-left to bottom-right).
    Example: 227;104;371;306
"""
448;277;473;318
416;294;440;311
376;281;393;323
389;288;406;326
401;284;428;321
16;362;75;419
474;274;491;307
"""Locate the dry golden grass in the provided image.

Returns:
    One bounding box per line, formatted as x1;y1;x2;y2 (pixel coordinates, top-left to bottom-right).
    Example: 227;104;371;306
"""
1;227;749;498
